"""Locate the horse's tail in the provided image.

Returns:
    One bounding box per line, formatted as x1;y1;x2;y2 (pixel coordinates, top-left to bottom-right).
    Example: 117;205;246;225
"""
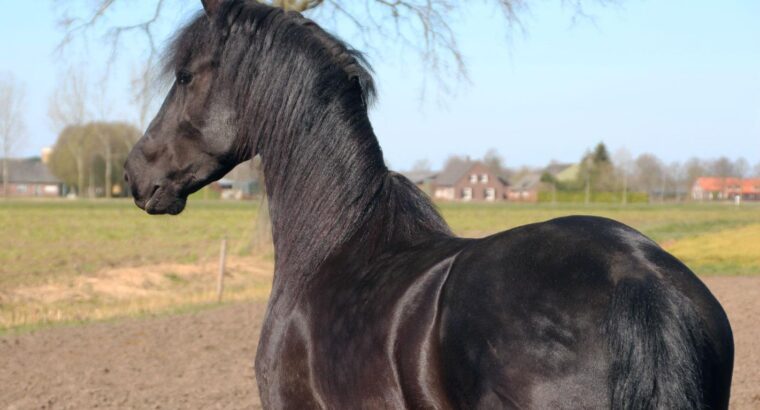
605;276;706;410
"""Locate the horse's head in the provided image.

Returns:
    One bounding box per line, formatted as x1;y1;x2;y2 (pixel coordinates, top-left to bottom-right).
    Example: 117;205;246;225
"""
124;0;239;215
125;0;375;214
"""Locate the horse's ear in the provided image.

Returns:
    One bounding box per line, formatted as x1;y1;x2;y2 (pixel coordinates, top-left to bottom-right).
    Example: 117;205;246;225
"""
201;0;222;17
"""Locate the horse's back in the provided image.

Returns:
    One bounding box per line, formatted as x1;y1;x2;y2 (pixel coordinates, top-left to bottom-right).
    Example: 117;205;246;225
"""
438;215;733;409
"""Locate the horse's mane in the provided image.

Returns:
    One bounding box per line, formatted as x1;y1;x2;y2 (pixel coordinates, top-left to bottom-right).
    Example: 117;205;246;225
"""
162;1;450;283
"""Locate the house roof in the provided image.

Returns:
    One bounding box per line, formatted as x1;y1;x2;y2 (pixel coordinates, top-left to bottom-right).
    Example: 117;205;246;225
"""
435;161;476;186
694;177;760;194
545;163;579;182
222;160;259;183
510;173;543;190
544;163;573;176
1;158;61;184
403;170;438;185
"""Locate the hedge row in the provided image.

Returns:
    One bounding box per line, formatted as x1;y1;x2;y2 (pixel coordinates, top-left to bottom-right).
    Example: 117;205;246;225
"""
537;191;649;204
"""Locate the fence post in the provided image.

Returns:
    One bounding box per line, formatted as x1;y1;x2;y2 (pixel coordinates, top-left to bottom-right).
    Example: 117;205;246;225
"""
217;236;228;303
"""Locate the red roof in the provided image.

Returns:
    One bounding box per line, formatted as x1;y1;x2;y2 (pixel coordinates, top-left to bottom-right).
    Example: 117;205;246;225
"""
694;177;760;194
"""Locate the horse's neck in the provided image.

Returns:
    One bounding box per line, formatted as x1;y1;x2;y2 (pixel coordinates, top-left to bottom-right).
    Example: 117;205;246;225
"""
259;125;450;303
260;114;387;289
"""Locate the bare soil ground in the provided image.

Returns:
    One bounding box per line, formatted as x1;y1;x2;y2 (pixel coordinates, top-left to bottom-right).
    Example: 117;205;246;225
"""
1;276;758;409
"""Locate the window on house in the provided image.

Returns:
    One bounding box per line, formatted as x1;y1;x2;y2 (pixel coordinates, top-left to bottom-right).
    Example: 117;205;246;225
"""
462;187;473;201
485;188;496;201
469;174;477;184
16;184;28;194
480;174;489;183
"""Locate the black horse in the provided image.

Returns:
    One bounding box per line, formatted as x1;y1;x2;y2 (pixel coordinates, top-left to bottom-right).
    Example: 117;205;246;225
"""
124;0;734;408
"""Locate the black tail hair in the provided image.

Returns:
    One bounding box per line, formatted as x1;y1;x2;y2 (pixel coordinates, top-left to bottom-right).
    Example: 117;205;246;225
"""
605;277;705;410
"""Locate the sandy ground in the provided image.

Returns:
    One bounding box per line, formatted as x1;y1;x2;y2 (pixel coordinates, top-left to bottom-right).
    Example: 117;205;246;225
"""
701;276;760;409
1;276;758;409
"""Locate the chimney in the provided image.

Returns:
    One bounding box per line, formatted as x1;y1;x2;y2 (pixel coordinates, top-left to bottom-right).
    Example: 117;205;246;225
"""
41;147;52;164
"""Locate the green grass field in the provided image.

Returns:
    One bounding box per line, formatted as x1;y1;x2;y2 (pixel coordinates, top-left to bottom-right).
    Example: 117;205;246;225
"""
1;199;759;332
0;200;259;288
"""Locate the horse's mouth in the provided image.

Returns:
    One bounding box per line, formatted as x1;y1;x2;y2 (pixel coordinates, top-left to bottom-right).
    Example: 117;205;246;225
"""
141;185;187;215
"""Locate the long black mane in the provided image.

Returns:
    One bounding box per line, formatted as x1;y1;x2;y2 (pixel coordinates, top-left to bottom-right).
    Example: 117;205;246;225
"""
165;1;450;287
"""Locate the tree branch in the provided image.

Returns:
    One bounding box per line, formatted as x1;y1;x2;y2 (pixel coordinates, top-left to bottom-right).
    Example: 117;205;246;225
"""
53;0;615;101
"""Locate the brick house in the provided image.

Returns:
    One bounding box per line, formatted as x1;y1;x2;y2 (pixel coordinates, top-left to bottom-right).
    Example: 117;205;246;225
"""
507;172;542;202
692;177;760;201
0;158;64;197
544;163;580;184
431;162;508;202
506;164;577;203
404;170;438;197
216;159;261;199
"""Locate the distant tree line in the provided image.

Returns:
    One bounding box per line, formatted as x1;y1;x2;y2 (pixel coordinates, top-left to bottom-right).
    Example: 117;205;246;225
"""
413;143;760;203
603;146;760;203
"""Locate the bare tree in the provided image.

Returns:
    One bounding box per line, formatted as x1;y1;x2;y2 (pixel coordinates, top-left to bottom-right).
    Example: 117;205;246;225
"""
442;154;470;172
734;157;749;179
582;154;592;204
632;153;664;202
92;87;116;198
53;0;614;98
49;68;91;196
709;156;736;199
710;156;735;179
666;161;684;201
612;147;632;205
683;157;706;184
483;148;507;177
411;159;432;172
53;0;614;244
130;62;157;132
49;68;89;129
0;74;26;197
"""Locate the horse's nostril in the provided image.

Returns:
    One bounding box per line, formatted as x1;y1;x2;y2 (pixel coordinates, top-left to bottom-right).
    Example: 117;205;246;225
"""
124;172;130;184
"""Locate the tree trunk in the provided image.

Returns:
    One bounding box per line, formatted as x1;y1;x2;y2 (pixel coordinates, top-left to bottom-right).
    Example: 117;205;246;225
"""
104;140;112;198
584;177;591;205
551;183;556;205
251;160;273;255
3;155;8;198
76;154;84;197
88;157;96;198
252;193;272;252
2;157;7;198
622;172;628;206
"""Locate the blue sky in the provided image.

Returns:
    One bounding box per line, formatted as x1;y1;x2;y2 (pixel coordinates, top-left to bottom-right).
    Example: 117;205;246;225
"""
1;1;758;170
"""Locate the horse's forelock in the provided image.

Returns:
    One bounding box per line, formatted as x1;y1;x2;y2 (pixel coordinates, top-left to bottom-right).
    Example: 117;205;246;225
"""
161;1;376;107
161;12;214;82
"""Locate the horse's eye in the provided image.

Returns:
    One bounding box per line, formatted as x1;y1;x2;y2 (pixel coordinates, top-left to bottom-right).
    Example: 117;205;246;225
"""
176;70;193;86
